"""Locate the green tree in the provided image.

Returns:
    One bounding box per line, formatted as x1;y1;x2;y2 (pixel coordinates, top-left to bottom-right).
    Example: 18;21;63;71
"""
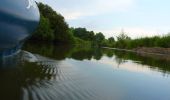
117;33;131;41
31;15;54;41
108;37;115;43
94;32;105;46
35;3;74;43
116;32;131;48
72;28;95;41
73;28;88;40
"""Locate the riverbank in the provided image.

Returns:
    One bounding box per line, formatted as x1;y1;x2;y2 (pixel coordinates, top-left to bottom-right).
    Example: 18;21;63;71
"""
134;47;170;55
104;47;170;55
133;47;170;61
103;47;170;61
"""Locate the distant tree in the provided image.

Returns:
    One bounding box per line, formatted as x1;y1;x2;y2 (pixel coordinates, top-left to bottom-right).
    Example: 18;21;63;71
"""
108;37;115;43
95;32;105;42
87;31;95;41
73;28;88;40
72;28;95;41
117;33;131;41
115;30;131;48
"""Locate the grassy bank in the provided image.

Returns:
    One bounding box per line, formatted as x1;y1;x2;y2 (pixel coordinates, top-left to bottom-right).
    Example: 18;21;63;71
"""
106;33;170;55
113;34;170;49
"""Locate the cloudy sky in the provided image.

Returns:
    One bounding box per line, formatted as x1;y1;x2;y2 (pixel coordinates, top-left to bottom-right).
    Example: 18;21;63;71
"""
36;0;170;38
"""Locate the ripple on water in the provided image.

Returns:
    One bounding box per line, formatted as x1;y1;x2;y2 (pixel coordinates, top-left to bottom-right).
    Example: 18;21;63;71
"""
20;51;98;100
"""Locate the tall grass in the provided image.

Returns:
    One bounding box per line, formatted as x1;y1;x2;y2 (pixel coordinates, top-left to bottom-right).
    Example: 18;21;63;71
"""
114;34;170;49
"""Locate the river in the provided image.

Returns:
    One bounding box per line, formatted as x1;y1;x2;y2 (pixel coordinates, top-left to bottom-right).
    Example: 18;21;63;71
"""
0;43;170;100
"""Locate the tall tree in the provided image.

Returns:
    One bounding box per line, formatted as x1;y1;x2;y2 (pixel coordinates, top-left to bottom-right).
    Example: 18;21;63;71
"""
108;37;115;43
94;32;105;43
37;3;74;43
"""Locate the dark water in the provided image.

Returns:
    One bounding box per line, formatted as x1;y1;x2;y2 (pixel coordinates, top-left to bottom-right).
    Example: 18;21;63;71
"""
0;43;170;100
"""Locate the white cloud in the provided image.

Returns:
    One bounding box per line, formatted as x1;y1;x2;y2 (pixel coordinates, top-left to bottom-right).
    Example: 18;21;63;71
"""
64;0;134;19
45;0;136;20
94;0;135;12
94;27;169;39
62;12;85;20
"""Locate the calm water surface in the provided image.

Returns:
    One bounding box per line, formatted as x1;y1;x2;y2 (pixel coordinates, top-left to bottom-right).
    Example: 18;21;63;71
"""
0;43;170;100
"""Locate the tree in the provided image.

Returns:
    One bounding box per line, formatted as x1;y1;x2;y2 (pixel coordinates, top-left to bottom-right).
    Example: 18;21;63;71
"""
73;28;88;40
37;3;74;43
31;15;54;41
87;31;95;41
72;28;95;41
94;32;105;46
116;31;131;48
108;37;115;43
117;33;131;41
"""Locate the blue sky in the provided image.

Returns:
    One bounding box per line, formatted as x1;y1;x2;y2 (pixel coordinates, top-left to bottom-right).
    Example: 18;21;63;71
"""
36;0;170;38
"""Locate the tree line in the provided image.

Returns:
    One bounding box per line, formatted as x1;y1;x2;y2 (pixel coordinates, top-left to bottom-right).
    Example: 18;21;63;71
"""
71;28;170;49
30;3;170;49
70;27;116;47
30;3;115;46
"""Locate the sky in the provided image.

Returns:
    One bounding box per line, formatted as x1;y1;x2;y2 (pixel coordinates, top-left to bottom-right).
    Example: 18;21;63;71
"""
35;0;170;38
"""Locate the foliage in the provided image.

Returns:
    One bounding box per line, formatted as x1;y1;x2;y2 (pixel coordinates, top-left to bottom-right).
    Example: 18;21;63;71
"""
94;32;105;43
30;3;74;44
30;3;115;46
71;28;109;47
30;3;170;49
114;33;131;48
74;37;92;46
31;15;54;41
72;28;95;41
108;37;115;43
114;34;170;49
117;33;131;41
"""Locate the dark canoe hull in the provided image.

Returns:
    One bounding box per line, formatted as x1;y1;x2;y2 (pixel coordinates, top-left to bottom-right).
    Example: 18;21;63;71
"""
0;0;40;56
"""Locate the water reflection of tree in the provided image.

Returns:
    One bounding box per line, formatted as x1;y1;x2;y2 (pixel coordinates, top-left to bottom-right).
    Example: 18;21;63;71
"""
23;42;104;61
106;51;114;58
23;42;72;60
0;53;59;100
93;49;103;60
114;57;126;67
112;50;170;74
24;42;170;74
71;49;93;60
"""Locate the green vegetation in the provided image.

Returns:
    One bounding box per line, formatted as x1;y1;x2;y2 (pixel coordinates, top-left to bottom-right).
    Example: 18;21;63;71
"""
71;27;170;49
114;32;131;48
30;3;113;46
71;28;95;41
113;33;170;49
30;3;74;44
31;3;170;49
31;15;54;41
71;27;117;47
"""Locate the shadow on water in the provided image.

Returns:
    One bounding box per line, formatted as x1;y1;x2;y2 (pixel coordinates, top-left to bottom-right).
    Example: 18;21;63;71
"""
0;42;170;100
23;42;103;61
0;51;59;100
